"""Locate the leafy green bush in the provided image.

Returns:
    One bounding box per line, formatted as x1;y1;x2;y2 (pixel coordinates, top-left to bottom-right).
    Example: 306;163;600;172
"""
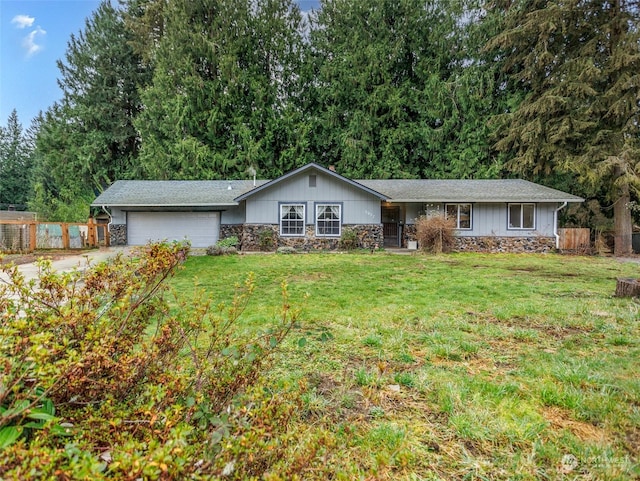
217;236;239;248
258;228;276;251
0;241;315;479
339;227;358;250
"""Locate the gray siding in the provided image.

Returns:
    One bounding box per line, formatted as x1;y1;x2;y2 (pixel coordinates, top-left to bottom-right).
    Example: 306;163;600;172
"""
465;203;556;237
221;203;246;224
404;203;423;224
403;202;557;236
245;171;381;224
111;208;126;224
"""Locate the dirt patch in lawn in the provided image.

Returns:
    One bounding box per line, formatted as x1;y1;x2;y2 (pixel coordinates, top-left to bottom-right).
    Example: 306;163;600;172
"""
474;314;594;340
289;272;330;282
624;427;640;455
543;407;609;443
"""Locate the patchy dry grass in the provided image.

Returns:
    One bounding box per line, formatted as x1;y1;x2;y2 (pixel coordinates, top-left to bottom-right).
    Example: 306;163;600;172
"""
172;252;640;480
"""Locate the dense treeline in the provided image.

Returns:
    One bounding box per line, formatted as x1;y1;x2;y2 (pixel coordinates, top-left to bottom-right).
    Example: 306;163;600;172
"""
1;0;638;253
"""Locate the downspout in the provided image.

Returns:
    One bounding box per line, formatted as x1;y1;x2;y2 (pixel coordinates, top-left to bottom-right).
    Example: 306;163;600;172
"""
554;202;568;249
102;206;112;228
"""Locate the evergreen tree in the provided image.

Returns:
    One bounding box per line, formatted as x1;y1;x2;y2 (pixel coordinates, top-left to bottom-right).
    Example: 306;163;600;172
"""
135;0;306;180
31;0;148;220
486;0;640;255
59;0;148;187
304;0;502;179
30;105;93;221
0;110;33;206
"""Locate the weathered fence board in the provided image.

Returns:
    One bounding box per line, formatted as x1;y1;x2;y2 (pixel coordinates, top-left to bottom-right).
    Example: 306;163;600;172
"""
0;219;108;253
558;228;590;252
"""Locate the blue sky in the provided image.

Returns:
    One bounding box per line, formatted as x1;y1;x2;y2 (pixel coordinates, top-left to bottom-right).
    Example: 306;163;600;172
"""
1;0;320;128
1;0;102;126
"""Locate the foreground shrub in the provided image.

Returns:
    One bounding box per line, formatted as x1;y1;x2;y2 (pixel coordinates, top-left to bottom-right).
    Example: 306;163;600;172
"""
339;228;358;250
0;241;313;479
415;214;456;253
259;229;276;251
207;236;241;255
217;236;239;248
206;244;238;256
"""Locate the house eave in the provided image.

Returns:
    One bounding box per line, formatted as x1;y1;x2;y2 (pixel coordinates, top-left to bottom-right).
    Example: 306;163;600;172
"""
91;203;240;208
386;198;584;203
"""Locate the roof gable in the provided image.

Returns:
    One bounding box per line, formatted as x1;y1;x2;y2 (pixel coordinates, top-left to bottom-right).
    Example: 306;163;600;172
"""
233;163;388;202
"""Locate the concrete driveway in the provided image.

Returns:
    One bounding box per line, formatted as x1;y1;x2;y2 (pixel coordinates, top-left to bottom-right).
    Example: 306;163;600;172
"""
1;247;131;283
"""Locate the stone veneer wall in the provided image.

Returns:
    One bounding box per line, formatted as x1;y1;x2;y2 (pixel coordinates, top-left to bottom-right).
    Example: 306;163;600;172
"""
219;224;244;248
350;224;383;249
402;227;555;253
453;236;555;253
109;224;127;246
239;224;383;252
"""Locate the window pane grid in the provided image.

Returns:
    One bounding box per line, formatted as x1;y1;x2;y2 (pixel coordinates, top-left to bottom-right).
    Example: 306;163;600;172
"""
280;204;305;236
316;204;341;236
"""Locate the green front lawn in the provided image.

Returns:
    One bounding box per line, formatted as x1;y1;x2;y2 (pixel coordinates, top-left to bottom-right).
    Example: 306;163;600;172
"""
172;252;640;480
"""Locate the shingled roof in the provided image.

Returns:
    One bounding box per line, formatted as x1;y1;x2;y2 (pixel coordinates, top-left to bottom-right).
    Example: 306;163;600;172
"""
91;180;269;207
92;167;583;207
358;179;583;203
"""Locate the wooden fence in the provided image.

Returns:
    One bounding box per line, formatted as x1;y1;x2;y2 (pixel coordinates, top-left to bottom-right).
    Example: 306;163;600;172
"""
558;228;590;252
0;218;109;253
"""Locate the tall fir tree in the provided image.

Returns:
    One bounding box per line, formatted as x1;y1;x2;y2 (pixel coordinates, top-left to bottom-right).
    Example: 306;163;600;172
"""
31;0;148;220
486;0;640;255
135;0;306;180
30;105;95;221
0;110;33;206
304;0;503;179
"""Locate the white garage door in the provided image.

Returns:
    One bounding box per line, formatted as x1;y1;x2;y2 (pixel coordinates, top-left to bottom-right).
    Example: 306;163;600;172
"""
128;212;220;248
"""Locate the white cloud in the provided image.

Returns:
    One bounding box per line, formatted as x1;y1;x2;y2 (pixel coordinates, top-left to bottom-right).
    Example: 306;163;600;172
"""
23;26;47;57
11;14;35;29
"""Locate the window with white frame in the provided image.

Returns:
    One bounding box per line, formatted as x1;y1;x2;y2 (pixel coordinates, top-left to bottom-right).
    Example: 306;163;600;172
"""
508;203;535;229
316;204;341;236
280;204;305;236
445;203;472;229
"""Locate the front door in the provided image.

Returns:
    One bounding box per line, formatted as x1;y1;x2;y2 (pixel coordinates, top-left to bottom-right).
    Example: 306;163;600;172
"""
382;206;400;247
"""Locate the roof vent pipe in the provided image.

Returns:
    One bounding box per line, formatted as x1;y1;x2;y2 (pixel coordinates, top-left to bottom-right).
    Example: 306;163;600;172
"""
227;181;232;190
248;166;257;186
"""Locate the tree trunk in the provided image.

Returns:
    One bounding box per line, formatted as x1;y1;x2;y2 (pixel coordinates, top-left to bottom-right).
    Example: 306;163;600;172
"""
615;278;640;297
613;182;633;257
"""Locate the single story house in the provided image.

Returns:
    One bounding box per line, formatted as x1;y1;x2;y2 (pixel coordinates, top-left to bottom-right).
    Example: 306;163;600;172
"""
91;162;584;252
